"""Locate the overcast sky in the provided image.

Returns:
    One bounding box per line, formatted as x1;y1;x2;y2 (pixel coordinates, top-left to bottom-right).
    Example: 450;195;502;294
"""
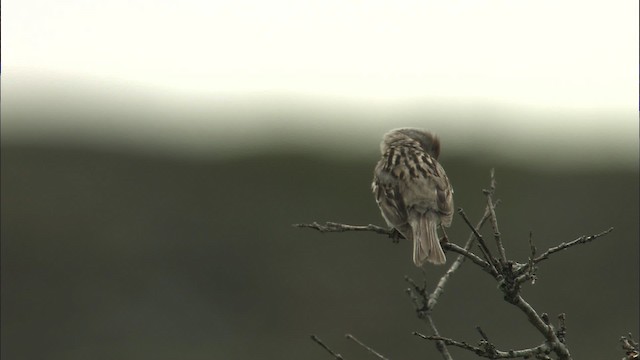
2;0;639;167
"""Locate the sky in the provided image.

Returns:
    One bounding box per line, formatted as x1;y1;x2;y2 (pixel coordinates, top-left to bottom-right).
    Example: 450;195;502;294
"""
2;0;639;167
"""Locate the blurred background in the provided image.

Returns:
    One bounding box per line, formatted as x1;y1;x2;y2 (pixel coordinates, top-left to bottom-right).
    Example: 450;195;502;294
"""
2;1;639;359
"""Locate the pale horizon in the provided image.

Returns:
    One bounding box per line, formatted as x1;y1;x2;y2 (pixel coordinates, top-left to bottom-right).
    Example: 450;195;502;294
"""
2;0;638;169
2;71;638;171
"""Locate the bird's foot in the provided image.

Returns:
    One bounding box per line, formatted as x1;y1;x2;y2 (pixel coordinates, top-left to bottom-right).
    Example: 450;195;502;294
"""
389;228;403;243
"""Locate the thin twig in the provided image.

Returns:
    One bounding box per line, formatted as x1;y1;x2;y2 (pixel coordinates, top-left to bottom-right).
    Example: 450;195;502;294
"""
425;315;454;360
311;335;344;360
293;222;395;237
294;216;501;291
415;332;553;359
428;202;496;309
441;242;494;273
506;295;571;359
476;326;499;357
405;275;453;359
458;208;501;276
410;199;499;359
556;313;567;344
414;332;481;354
404;274;429;317
293;217;499;278
298;170;614;360
484;169;508;265
476;326;490;342
533;227;614;264
345;334;389;360
526;231;537;285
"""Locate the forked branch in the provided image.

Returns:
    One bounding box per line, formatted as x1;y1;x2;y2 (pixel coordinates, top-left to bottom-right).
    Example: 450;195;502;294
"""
298;170;615;360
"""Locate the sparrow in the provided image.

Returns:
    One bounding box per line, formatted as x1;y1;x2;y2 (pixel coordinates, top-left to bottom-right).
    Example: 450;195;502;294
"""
371;128;454;266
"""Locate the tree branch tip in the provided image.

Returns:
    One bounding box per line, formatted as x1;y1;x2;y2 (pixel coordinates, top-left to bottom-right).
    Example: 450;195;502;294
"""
310;334;344;360
476;326;490;341
344;334;390;360
413;331;428;340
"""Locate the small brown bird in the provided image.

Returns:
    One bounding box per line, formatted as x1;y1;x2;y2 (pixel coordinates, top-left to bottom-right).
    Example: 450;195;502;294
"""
372;128;454;266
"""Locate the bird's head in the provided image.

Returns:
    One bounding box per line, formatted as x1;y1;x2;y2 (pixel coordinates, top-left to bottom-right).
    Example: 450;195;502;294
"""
380;128;441;159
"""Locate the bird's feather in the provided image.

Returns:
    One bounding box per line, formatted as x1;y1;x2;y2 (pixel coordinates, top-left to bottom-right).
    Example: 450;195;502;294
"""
372;128;453;266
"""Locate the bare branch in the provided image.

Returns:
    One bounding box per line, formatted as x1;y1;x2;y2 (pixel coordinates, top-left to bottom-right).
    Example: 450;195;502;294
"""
414;332;553;359
476;326;499;358
404;274;430;320
441;242;494;274
556;313;567;344
425;315;454;360
414;331;481;354
293;222;395;237
532;227;614;264
483;169;508;265
345;334;389;360
458;208;501;276
299;169;615;360
476;326;491;342
406;199;500;360
526;231;538;285
428;203;496;309
404;275;454;359
506;295;571;359
311;335;344;360
293;216;500;278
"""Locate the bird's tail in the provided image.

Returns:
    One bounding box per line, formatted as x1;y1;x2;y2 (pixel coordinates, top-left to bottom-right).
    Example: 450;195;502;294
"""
412;213;446;266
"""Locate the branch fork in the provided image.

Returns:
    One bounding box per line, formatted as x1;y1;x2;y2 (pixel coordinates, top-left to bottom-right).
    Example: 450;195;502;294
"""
299;169;615;359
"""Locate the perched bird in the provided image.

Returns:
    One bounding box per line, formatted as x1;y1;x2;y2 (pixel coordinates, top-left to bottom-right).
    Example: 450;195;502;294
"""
372;128;454;266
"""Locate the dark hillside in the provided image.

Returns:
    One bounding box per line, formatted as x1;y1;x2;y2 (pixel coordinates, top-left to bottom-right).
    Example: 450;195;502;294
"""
2;144;638;359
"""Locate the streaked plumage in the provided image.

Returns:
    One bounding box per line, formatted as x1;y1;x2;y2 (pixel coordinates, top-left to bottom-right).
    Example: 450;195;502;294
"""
372;128;454;266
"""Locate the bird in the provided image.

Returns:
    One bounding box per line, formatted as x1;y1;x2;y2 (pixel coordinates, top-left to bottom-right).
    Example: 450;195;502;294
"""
371;128;454;266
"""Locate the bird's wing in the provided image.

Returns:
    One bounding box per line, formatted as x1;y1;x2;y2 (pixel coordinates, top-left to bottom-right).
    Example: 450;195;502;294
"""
372;161;409;233
432;161;454;226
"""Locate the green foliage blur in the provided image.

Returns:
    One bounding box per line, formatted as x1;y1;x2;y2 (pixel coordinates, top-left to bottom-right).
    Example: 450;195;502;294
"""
1;143;638;359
